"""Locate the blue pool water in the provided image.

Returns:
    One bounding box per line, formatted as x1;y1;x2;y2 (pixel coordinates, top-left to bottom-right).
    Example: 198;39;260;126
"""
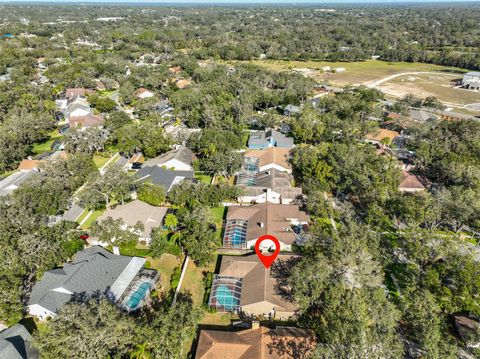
215;284;239;311
126;282;150;309
231;228;245;247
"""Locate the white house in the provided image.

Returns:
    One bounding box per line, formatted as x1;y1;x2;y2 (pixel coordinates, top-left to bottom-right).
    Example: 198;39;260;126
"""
136;88;154;99
462;72;480;90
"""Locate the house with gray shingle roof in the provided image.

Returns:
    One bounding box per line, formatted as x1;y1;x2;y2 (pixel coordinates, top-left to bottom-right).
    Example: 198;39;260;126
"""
136;166;194;193
0;324;38;359
143;145;196;171
248;129;294;149
0;170;37;197
28;246;158;319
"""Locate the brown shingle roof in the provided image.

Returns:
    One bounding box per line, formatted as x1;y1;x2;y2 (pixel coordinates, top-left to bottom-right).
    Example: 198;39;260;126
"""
66;88;92;99
195;326;316;359
366;129;400;142
399;171;425;191
68;115;104;128
226;204;309;246
244;148;291;171
17;159;40;171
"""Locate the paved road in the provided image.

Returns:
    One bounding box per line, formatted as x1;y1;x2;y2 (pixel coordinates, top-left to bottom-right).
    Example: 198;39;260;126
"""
62;204;84;222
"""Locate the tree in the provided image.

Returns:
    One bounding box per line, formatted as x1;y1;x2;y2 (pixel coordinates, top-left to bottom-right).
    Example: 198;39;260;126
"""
177;207;219;266
150;228;168;258
91;216;143;248
105;110;131;131
137;182;166;206
164;213;178;232
79;164;134;209
34;300;137;358
64;126;107;155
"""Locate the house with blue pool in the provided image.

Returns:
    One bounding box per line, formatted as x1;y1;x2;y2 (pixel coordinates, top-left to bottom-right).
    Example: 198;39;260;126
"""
28;246;158;320
247;128;294;149
208;254;300;320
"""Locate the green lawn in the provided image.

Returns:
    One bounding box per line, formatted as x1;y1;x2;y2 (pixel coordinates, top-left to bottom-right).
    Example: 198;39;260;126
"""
195;171;213;184
180;256;217;306
93;153;118;169
32;129;63;154
210;206;226;240
76;208;90;224
80;209;105;229
147;253;183;294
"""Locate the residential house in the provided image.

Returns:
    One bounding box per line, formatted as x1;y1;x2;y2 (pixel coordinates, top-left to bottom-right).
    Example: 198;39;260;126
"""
208;254;300;318
63;99;93;119
365;128;400;146
236;169;302;204
136;88;154;99
410;109;437;123
195;323;316;359
0;170;37;197
28;246;158;319
0;324;39;359
143;146;196;171
244;148;292;174
68;114;104;128
283;104;300;116
17;159;40;171
223;203;309;251
96;200;168;244
65;88;90;99
136;166;194;193
399;171;425;193
248;129;294;149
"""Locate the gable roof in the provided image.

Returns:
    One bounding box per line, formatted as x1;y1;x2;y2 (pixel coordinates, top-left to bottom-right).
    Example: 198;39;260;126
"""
244;148;291;171
17;159;40;171
66;88;89;99
0;170;37;197
219;254;299;313
97;200;168;238
28;246;145;314
68;115;104;127
143;146;195;169
225;204;309;245
366;128;400;142
248;129;294;148
0;324;38;359
237;169;302;199
136;166;194;192
63;100;92;118
399;171;425;191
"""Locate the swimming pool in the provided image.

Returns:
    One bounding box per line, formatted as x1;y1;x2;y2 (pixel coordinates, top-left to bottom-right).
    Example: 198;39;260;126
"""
215;284;240;311
126;282;150;309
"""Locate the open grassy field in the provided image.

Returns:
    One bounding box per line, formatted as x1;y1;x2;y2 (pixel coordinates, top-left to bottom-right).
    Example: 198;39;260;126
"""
378;73;480;107
237;59;467;87
148;253;182;294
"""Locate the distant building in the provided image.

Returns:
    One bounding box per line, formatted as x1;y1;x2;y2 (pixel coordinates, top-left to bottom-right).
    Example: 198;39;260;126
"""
365;129;400;146
195;323;316;358
334;67;346;72
399;171;425;193
0;324;38;359
283;104;301;116
65;88;90;99
462;72;480;90
136;88;154;99
28;246;158;319
248;128;294;149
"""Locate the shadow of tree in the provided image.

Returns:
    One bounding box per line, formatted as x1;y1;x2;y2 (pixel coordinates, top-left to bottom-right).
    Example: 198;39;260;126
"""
271;256;302;303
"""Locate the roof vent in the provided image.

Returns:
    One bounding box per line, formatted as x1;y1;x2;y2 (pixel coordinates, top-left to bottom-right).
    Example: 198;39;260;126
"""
259;222;264;228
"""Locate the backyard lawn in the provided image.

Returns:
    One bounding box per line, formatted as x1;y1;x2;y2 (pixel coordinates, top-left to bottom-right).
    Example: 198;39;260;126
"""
211;206;226;240
147;253;182;294
93;153;118;169
195;171;213;184
180;256;217;306
32;129;63;154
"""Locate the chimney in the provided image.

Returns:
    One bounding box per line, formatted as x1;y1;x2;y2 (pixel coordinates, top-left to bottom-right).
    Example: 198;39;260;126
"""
251;321;260;329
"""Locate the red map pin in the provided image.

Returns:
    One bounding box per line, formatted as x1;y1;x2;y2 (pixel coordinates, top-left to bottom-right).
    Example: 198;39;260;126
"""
255;234;280;269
